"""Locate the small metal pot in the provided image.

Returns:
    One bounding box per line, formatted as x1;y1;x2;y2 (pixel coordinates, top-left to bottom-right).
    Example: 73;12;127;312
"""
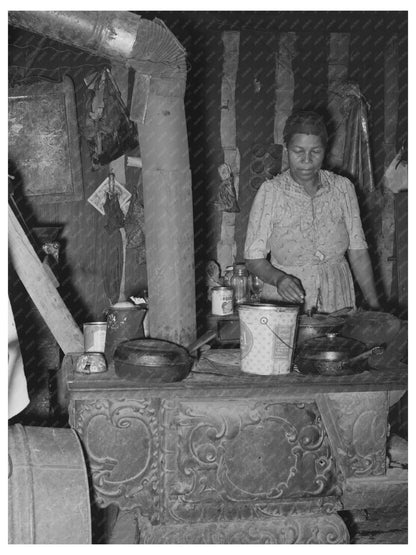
295;333;384;376
296;314;346;346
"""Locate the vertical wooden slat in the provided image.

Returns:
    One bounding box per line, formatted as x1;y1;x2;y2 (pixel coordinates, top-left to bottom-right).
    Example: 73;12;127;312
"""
394;192;408;313
379;36;400;299
327;33;350;171
384;36;399;169
234;32;277;260
217;31;240;273
274;32;296;170
109;156;127;302
110;63;130;303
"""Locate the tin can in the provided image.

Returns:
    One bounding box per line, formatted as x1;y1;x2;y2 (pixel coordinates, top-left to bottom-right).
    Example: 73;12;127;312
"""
238;303;300;375
83;322;107;353
211;286;234;316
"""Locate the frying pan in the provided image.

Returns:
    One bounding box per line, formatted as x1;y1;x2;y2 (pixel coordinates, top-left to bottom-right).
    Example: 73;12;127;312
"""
113;338;194;382
295;333;385;376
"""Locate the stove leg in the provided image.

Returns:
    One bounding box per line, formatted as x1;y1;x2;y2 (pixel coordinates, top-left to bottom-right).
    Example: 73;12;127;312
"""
137;513;350;544
107;508;139;544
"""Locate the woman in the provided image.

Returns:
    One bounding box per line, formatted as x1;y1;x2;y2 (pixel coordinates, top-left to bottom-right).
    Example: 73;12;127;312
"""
244;110;380;313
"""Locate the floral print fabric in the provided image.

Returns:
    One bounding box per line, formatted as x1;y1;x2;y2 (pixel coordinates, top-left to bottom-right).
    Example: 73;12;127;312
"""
244;169;368;312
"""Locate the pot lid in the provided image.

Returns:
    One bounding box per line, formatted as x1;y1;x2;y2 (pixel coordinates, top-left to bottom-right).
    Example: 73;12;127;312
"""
114;338;191;367
296;333;366;360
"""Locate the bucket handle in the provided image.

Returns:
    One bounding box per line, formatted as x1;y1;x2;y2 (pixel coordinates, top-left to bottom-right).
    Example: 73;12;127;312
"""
260;316;294;350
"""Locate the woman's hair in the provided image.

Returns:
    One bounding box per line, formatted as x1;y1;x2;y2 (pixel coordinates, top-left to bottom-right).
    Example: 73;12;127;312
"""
283;110;328;148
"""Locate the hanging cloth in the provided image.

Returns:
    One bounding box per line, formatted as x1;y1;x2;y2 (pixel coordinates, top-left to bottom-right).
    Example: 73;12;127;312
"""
213;163;240;212
124;178;146;264
84;68;138;170
341;83;375;195
101;230;124;305
103;173;125;235
101;173;125;303
103;193;125;235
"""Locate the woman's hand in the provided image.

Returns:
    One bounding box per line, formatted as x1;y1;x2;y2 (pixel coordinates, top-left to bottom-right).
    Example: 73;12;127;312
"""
275;274;305;304
245;259;305;304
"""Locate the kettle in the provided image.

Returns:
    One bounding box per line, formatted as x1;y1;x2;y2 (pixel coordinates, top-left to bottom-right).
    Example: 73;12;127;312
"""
104;302;147;364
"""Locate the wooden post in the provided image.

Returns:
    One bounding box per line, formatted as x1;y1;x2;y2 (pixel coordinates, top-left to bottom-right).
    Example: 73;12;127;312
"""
380;36;400;299
8;205;84;354
111;63;130;303
217;31;240;273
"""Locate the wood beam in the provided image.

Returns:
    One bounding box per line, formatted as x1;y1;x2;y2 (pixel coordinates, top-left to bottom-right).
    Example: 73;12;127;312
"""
8;205;84;354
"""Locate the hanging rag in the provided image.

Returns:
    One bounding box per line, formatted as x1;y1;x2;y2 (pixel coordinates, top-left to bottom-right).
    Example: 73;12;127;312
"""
214;163;240;212
124;178;146;264
103;192;125;235
341;83;375;195
84;68;138;170
101;230;124;305
103;173;125;235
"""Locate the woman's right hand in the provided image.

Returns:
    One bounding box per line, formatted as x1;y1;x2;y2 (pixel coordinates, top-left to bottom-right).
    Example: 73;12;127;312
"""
275;273;305;304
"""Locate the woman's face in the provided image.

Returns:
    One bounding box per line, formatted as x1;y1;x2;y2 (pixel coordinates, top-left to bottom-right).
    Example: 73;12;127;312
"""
286;133;325;184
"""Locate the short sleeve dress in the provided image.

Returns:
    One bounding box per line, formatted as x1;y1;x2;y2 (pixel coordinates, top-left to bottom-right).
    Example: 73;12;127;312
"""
244;169;368;312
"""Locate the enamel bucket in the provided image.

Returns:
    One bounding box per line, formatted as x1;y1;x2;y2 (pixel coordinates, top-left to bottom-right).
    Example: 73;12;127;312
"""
8;424;91;544
238;303;300;375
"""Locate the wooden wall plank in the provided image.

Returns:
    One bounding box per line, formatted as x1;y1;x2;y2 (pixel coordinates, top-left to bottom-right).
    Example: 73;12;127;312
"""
234;31;277;260
274;32;296;170
384;36;399;169
379;36;399;299
217;31;240;273
327;32;350;171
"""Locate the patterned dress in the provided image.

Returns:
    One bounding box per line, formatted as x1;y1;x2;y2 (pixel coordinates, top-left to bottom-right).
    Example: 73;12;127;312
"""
244;169;368;312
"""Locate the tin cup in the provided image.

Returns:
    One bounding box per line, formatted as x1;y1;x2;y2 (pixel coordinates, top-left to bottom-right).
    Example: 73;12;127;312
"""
83;322;107;353
238;303;300;375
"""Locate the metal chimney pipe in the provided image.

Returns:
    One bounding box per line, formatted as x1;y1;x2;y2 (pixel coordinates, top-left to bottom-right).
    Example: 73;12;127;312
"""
9;11;196;345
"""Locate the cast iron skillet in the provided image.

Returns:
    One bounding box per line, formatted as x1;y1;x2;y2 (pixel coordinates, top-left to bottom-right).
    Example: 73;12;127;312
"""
295;333;385;376
113;338;194;382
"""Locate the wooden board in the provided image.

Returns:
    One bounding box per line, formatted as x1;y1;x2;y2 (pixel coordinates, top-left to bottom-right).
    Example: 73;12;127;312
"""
395;191;408;312
9;205;84;354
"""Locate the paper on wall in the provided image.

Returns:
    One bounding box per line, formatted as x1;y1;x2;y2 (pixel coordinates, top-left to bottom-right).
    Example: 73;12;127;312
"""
87;176;131;216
